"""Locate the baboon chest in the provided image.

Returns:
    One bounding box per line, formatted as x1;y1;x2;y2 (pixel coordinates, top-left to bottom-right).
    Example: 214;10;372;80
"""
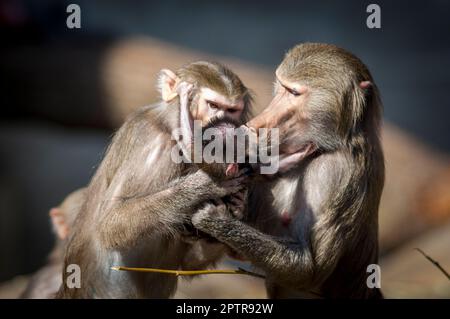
270;177;302;231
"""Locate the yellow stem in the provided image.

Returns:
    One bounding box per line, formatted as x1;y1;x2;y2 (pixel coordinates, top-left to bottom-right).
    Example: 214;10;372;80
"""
111;266;265;278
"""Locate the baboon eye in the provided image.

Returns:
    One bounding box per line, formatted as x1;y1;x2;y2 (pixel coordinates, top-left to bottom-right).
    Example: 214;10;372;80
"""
228;109;237;113
207;101;219;109
287;87;301;97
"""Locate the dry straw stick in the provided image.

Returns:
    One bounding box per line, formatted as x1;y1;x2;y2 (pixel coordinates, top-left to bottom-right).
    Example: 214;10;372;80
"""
111;266;329;297
415;248;450;281
111;266;266;279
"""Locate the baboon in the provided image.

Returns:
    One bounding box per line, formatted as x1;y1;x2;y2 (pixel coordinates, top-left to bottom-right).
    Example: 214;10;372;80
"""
56;61;252;298
191;44;384;298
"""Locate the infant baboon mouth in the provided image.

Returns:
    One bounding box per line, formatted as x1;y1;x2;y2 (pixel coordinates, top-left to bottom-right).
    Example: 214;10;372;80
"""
203;116;240;144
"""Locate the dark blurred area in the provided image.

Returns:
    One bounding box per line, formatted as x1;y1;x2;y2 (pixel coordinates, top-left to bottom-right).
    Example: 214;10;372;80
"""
0;0;449;298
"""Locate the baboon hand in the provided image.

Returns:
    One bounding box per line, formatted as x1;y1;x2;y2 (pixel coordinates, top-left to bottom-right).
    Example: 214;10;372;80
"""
215;168;249;198
188;169;248;200
192;201;231;227
227;188;247;220
177;81;194;100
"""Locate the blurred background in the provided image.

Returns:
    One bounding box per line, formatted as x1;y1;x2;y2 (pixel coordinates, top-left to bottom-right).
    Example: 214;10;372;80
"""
0;0;449;298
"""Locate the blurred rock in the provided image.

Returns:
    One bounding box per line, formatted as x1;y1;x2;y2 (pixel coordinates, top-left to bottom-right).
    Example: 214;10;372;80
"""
379;125;450;252
380;222;450;298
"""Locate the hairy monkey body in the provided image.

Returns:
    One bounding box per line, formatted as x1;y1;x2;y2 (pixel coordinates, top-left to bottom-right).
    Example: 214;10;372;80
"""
56;62;252;298
193;44;384;299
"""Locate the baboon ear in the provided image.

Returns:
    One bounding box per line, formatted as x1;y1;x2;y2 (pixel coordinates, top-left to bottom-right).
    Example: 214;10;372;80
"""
158;69;180;102
359;81;372;90
49;207;69;240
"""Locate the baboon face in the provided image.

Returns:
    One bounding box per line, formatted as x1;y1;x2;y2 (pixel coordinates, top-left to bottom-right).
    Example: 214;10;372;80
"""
160;61;252;126
248;43;377;156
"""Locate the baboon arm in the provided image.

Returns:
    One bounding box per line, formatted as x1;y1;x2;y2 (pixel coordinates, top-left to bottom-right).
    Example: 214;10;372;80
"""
98;175;209;250
192;215;320;288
